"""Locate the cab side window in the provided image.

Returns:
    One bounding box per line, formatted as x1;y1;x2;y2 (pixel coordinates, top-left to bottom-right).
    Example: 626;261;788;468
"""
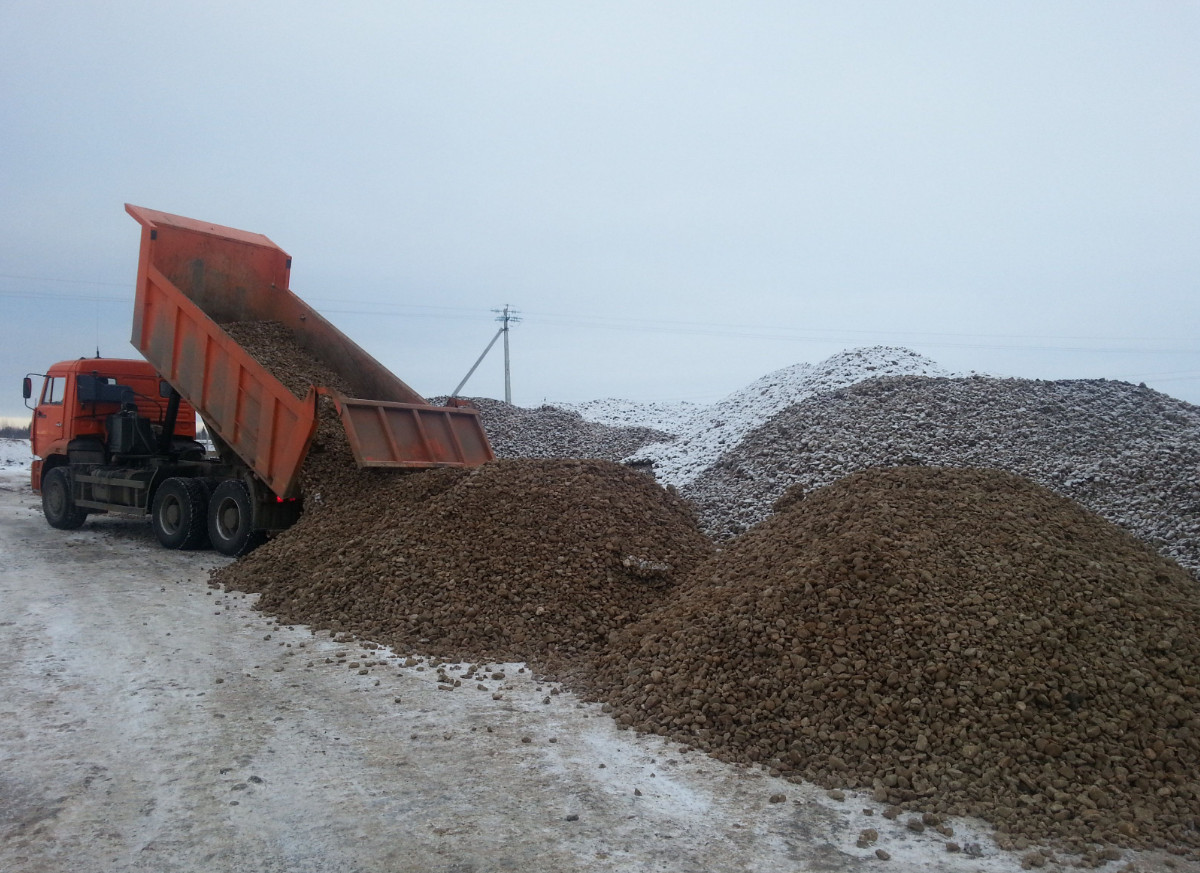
41;377;65;405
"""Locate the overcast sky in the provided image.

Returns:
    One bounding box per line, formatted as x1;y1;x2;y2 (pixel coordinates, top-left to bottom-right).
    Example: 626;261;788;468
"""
2;2;1198;424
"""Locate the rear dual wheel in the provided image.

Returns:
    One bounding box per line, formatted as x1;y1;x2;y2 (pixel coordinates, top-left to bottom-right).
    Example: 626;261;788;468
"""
151;477;210;550
207;480;266;557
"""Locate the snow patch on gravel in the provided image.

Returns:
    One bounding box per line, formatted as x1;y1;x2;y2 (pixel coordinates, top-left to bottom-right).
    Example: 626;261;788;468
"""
619;347;958;486
551;398;700;434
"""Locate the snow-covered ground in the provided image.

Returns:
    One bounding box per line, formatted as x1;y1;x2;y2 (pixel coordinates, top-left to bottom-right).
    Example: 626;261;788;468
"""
0;438;32;486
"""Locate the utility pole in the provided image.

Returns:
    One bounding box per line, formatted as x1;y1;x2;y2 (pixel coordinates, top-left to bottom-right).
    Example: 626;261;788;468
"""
451;305;520;402
496;304;520;404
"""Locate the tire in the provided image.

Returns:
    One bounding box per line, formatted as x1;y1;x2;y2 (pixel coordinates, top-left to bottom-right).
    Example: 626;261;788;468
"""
207;480;265;557
151;477;210;550
42;466;87;530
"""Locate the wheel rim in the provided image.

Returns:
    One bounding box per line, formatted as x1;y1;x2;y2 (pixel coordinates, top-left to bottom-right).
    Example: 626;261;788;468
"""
216;498;241;540
48;481;66;515
162;497;182;533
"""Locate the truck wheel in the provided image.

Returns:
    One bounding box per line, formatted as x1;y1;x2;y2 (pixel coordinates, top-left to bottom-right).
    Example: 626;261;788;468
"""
208;480;265;557
151;477;210;550
42;466;87;530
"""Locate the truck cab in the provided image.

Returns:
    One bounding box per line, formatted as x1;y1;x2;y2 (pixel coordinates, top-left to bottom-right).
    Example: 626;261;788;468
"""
26;358;200;493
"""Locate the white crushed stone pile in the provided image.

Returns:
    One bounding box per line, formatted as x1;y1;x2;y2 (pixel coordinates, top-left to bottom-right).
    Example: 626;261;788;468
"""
623;347;957;487
682;374;1200;575
433;396;675;463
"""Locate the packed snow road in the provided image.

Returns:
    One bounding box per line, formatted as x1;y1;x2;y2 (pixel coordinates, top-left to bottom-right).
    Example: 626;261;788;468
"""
0;450;1184;873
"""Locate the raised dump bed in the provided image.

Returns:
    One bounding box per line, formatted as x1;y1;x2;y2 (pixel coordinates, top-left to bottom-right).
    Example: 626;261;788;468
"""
126;204;493;498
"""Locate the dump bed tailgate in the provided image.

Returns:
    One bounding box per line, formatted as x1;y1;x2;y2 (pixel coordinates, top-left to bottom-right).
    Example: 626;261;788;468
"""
335;395;492;468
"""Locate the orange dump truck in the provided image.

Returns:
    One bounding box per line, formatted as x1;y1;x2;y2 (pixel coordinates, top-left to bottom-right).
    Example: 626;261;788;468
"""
23;205;493;555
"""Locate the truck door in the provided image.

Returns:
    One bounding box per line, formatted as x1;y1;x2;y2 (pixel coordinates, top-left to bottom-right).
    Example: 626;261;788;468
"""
32;375;66;458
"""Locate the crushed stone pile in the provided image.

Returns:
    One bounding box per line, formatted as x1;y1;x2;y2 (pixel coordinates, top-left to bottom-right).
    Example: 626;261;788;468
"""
622;347;956;487
681;374;1200;575
214;457;711;666
586;467;1200;854
431;396;674;463
212;330;1200;855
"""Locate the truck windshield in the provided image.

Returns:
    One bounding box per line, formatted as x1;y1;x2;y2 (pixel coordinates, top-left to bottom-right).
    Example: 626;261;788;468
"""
40;377;65;405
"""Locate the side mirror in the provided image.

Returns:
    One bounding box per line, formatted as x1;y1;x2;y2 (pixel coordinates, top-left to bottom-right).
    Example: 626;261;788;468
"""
22;377;32;400
159;380;173;398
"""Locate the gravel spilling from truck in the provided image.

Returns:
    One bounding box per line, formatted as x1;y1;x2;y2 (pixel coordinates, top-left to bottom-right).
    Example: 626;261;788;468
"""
221;320;358;399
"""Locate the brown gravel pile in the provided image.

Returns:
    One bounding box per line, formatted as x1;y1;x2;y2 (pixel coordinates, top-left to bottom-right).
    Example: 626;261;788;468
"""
213;456;712;666
217;321;711;662
586;466;1200;854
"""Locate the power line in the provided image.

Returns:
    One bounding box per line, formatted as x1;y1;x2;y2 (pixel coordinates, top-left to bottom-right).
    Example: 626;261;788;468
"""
0;272;129;288
0;288;128;303
523;313;1199;355
525;308;1187;346
3;278;1196;358
4;273;1193;346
